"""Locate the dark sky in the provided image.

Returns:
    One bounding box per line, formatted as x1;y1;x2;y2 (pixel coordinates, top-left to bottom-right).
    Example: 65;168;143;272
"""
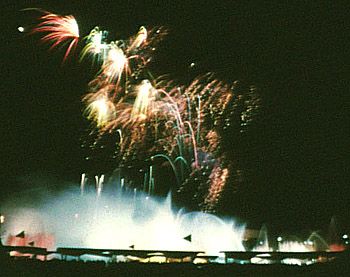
1;1;349;232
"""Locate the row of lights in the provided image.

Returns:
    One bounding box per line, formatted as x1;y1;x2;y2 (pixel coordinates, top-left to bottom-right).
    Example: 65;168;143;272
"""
277;237;313;245
276;235;349;244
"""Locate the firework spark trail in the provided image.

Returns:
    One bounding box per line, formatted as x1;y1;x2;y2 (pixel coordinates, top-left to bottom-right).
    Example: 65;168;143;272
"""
86;73;247;205
184;121;199;169
101;42;128;87
83;26;166;95
151;154;181;187
126;27;167;65
157;89;185;131
128;26;148;52
30;10;80;62
202;166;229;213
116;129;123;145
83;70;258;208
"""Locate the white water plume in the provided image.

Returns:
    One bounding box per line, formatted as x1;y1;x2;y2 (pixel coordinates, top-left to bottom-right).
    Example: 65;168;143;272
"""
0;183;246;255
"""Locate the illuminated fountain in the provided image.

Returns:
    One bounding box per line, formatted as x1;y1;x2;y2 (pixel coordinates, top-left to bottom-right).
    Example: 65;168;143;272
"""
1;179;245;256
1;174;347;266
252;225;272;252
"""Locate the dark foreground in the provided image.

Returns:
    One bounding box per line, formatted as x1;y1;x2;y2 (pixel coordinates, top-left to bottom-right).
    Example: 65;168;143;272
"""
1;252;350;277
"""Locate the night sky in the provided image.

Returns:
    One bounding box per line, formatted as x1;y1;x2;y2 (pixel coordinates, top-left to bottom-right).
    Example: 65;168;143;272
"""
1;1;349;232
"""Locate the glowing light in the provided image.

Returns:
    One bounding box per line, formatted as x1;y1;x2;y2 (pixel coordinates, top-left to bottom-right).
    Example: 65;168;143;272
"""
277;236;282;242
17;26;24;32
251;257;273;264
278;241;314;252
342;234;348;239
0;215;5;224
281;258;308;266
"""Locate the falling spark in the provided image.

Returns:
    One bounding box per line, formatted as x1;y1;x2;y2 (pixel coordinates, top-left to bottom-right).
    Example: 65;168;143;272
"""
203;166;229;212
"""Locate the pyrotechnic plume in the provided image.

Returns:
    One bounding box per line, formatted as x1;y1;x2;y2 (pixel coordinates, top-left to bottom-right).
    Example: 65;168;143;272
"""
80;27;109;63
84;94;116;127
131;80;158;120
83;26;166;93
128;26;148;52
101;42;128;85
30;10;80;61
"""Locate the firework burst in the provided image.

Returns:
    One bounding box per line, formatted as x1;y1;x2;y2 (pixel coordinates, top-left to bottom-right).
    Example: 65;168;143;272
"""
27;9;260;212
131;79;158;120
80;27;109;63
31;10;80;61
128;26;148;52
83;93;116;128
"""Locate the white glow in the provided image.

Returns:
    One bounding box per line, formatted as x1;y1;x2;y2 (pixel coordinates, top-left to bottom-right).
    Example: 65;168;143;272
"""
1;190;246;255
108;46;126;70
101;44;127;82
279;241;314;252
68;18;79;38
85;96;114;127
282;258;303;266
251;257;273;264
91;31;103;53
17;26;24;32
131;80;157;119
